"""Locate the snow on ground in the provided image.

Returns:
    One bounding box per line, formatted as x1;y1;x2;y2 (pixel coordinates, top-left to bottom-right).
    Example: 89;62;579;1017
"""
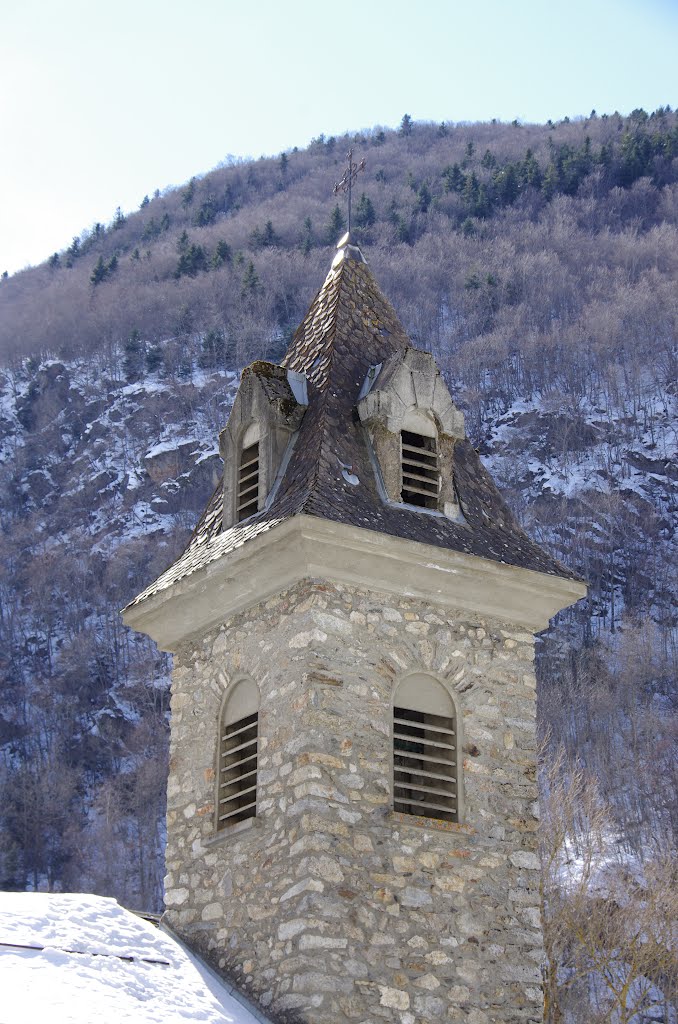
481;385;678;503
0;892;264;1024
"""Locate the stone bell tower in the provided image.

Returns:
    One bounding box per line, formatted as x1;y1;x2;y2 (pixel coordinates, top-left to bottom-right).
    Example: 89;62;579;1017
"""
123;234;585;1024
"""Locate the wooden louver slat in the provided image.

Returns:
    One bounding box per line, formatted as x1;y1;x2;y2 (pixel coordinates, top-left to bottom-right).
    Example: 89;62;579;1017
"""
217;710;258;828
393;705;457;822
237;442;259;521
401;430;439;509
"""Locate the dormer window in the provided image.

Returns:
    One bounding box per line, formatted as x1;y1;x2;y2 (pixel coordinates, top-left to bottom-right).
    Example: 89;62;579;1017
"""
237;434;260;522
356;346;465;522
401;430;439;509
220;363;308;530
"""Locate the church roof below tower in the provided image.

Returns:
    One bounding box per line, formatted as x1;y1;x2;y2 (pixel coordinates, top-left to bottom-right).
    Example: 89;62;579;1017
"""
0;892;267;1024
126;238;582;613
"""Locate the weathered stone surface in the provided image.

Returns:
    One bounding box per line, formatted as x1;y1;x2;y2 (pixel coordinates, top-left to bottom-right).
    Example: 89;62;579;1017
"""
379;985;411;1009
163;579;544;1023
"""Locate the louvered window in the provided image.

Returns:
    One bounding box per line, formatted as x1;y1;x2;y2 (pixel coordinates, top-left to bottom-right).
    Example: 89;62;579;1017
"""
393;675;458;823
237;441;259;521
217;678;259;830
401;430;439;509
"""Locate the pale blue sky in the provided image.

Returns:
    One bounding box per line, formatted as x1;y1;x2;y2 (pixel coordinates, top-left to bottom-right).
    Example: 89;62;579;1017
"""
1;0;676;274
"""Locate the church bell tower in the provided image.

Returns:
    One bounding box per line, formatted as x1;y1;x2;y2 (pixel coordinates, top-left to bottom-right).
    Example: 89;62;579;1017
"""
123;234;585;1024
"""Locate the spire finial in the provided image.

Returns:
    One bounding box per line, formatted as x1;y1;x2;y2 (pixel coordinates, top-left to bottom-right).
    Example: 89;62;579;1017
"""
333;149;366;233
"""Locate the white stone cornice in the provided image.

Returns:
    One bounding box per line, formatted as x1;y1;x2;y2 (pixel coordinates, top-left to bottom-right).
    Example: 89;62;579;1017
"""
122;515;587;651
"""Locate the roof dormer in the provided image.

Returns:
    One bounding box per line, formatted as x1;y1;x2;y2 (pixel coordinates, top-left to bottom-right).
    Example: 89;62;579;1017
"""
220;361;307;529
357;347;465;520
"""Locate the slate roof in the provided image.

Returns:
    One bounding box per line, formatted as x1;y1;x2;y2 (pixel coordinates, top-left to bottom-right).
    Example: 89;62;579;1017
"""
129;238;580;609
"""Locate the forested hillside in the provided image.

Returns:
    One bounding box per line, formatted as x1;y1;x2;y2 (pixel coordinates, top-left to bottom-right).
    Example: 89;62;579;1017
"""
1;109;676;1004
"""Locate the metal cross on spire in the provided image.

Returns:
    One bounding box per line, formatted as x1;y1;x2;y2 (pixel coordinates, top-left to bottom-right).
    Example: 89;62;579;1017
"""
333;149;366;233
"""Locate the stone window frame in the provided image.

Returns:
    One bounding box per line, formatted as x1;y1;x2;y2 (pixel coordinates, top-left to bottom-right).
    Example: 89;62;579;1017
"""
391;671;464;824
357;348;466;523
214;675;260;834
220;366;307;531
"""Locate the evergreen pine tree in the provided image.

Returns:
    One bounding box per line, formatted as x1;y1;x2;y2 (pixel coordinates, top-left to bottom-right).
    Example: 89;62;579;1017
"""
90;256;107;286
463;172;480;211
211;240;231;268
355;194;376;228
442;164;464;193
399;113;413;136
65;237;80;267
416;183;432;213
193;195;218;227
520;149;542;189
542;162;559;199
145;345;163;374
494;164;519;206
181;177;196;207
475;183;492;218
142;218;160;241
123;329;145;381
176;244;206;278
241;261;259;295
263;221;278;247
300;217;314;256
325;205;346;243
198;328;226;369
396;217;411;244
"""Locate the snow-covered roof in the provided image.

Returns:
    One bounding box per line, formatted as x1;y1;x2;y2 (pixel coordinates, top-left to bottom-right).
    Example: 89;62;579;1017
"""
0;892;267;1024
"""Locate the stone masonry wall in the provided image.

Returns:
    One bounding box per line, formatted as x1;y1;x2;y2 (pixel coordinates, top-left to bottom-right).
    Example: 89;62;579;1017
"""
164;578;544;1024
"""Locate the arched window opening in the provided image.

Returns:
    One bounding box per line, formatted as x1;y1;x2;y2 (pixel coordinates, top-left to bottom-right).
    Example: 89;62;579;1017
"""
237;424;260;521
217;677;259;830
393;674;458;822
400;411;439;509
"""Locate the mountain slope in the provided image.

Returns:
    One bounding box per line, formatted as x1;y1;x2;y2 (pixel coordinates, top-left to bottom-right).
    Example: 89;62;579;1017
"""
0;110;676;907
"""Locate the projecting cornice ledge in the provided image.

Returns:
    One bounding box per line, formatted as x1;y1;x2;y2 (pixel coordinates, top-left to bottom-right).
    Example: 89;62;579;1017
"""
122;515;587;651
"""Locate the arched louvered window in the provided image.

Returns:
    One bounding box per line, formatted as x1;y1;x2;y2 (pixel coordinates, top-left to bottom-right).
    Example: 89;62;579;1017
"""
400;411;440;510
237;424;260;522
216;677;259;830
393;674;459;823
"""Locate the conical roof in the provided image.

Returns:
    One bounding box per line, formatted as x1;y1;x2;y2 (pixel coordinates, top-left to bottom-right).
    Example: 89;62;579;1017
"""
128;238;580;609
